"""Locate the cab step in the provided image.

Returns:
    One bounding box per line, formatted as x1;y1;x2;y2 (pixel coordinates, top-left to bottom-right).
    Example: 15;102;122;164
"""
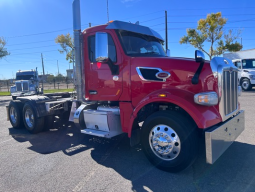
81;128;123;138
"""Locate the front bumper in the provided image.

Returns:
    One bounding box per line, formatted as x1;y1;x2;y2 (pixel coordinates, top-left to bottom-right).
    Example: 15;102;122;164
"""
250;79;255;85
205;110;245;164
11;91;36;97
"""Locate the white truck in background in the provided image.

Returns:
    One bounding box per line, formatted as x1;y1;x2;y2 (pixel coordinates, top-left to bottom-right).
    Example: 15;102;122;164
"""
10;68;42;100
224;49;255;91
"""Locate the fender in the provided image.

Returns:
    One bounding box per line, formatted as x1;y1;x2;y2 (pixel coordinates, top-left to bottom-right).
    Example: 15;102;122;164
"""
125;89;222;137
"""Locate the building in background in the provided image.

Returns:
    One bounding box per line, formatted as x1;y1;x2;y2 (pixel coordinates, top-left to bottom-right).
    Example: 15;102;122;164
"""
38;74;50;82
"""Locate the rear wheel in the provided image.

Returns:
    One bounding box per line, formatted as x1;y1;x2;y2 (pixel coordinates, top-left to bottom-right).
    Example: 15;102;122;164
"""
241;78;252;91
8;101;23;129
23;102;44;133
141;111;199;172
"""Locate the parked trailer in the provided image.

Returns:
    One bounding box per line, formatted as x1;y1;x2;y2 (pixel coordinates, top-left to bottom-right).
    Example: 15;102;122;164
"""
6;0;245;172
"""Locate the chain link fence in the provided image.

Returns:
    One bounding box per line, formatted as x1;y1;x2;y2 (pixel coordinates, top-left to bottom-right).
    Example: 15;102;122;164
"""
0;79;75;92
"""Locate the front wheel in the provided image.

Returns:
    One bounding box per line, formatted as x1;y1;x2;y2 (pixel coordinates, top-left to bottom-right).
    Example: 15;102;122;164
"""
241;78;252;91
141;111;199;172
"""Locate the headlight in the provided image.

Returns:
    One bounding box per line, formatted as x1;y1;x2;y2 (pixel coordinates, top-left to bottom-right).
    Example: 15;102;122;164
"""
194;92;218;106
249;75;255;79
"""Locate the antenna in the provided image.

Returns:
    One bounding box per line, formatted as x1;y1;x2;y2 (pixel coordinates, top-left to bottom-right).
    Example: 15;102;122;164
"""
107;0;109;22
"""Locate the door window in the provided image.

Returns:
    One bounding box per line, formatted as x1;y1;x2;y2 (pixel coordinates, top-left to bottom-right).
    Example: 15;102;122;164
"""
88;34;117;63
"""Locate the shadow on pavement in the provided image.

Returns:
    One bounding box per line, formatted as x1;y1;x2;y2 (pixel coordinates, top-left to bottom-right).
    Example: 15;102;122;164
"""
9;124;255;192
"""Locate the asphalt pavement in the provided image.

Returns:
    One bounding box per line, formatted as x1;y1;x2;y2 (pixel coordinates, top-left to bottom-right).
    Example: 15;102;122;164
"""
0;92;255;192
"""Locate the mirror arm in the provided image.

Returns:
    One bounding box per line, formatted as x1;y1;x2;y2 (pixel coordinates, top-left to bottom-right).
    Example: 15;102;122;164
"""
107;59;119;75
192;62;204;85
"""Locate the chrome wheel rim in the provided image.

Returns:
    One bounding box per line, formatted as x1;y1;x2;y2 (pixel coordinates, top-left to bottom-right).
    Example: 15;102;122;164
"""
242;80;249;90
10;107;17;124
149;124;181;161
25;108;34;128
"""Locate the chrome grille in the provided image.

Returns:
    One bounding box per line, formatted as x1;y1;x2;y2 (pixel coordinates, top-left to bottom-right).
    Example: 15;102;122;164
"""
23;82;29;91
223;70;238;115
16;83;22;91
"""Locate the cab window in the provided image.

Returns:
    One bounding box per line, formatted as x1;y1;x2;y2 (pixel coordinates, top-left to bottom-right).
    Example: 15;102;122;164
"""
234;61;242;69
88;34;117;63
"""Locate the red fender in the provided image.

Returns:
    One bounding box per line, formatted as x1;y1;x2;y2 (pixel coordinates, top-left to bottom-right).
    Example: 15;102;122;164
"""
120;89;222;138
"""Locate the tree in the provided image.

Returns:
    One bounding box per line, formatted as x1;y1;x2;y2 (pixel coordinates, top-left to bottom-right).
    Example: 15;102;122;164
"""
180;12;242;60
0;37;9;59
55;73;65;82
46;74;55;83
55;33;73;63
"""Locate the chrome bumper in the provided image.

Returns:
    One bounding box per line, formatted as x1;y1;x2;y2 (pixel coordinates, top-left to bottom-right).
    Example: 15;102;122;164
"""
205;110;245;164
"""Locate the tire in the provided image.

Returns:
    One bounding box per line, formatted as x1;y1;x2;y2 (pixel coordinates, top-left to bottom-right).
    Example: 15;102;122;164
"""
44;115;55;131
23;102;44;134
8;101;23;129
141;111;199;172
241;78;252;91
12;96;17;100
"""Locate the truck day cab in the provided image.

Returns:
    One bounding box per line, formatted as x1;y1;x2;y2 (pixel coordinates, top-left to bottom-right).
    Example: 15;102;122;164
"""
6;0;245;172
224;50;255;91
10;69;42;100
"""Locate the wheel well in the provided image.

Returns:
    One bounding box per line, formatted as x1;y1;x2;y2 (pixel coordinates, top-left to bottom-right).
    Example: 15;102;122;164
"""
136;102;196;128
240;77;249;82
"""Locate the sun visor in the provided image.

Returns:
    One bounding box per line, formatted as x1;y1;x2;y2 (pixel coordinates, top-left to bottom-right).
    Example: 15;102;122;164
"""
106;20;164;41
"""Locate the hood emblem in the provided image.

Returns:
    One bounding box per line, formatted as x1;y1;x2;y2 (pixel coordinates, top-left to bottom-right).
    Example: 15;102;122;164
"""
156;71;171;81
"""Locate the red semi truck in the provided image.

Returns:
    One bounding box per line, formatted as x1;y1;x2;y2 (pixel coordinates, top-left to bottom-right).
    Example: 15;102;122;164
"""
6;0;245;172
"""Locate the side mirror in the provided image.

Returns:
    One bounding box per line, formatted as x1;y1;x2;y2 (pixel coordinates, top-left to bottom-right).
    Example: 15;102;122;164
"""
95;32;109;62
166;49;170;57
195;50;205;63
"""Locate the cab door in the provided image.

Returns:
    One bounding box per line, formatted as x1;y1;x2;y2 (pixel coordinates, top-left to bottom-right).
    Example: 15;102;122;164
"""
85;30;123;101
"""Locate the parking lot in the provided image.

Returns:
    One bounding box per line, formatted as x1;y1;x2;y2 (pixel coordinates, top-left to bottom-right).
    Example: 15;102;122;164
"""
0;91;255;192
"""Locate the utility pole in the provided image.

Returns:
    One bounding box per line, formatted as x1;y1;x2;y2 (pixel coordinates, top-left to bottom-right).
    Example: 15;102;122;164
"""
165;10;168;51
57;60;59;75
89;23;91;27
41;53;45;91
107;0;109;22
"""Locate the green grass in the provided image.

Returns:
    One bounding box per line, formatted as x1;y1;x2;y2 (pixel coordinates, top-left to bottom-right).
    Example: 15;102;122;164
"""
0;89;75;96
44;89;74;93
0;92;11;96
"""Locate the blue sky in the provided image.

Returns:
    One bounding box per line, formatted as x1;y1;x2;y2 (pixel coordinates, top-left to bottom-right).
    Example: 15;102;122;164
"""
0;0;254;79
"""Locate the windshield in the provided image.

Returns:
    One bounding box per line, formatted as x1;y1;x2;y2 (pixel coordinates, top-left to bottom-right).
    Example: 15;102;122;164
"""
242;59;255;69
16;75;35;80
116;30;166;57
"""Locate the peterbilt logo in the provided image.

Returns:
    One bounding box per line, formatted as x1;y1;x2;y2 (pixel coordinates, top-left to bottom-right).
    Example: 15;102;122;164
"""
229;67;234;73
155;71;171;80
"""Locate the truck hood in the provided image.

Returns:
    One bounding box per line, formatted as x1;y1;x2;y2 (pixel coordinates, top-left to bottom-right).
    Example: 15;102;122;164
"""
242;69;255;74
130;56;216;94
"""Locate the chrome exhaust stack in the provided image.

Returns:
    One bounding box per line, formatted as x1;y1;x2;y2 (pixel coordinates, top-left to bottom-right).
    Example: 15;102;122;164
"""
72;0;84;101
